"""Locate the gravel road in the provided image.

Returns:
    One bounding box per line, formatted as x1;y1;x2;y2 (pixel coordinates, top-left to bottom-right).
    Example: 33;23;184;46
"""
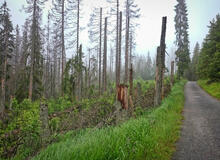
172;81;220;160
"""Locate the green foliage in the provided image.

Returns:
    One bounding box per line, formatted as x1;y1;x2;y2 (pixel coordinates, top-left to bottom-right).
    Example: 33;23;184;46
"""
133;78;155;93
33;81;186;160
174;0;191;78
0;99;41;159
198;79;220;100
49;117;61;133
198;14;220;81
48;96;72;114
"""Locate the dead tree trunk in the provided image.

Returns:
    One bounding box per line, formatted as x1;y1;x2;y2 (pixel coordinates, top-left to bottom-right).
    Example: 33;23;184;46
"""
110;46;113;80
170;61;174;87
118;11;122;85
78;44;82;100
102;17;107;92
58;57;61;95
0;37;8;115
124;8;130;84
117;84;129;110
99;8;102;95
61;0;65;96
129;63;133;96
40;99;50;147
154;17;167;106
88;49;91;89
115;0;119;87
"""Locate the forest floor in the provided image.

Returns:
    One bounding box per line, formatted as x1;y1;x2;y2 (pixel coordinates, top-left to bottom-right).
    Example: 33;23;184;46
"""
33;81;186;160
172;81;220;160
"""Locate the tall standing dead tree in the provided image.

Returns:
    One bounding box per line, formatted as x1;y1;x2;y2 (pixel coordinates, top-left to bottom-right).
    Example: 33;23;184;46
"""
102;17;107;92
118;11;122;85
154;17;167;106
99;8;102;94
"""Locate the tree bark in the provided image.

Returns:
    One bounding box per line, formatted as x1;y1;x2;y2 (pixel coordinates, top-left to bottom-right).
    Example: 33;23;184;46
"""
125;5;130;84
102;17;107;92
154;17;167;106
118;11;122;85
171;61;174;87
40;99;50;147
129;63;133;96
0;33;8;115
115;0;119;87
78;45;82;100
99;8;102;95
61;0;65;96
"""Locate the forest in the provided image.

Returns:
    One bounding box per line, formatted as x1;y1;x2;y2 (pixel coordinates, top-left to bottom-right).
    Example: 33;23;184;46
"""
0;0;219;159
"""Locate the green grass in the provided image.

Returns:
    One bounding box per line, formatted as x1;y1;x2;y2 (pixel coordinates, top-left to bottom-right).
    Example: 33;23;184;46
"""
33;81;186;160
197;79;220;100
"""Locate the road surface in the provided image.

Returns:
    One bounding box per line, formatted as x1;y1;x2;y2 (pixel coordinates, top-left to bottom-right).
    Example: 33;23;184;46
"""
172;81;220;160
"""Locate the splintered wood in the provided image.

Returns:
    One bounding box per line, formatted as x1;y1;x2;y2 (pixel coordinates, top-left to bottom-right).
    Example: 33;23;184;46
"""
117;84;129;110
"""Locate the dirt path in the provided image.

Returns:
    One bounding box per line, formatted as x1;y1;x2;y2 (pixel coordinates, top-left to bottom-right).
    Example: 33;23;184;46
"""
172;81;220;160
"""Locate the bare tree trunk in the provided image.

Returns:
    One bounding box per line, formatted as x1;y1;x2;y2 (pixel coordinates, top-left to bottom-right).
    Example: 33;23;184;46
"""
129;63;133;96
61;0;65;96
162;67;165;99
118;11;122;85
115;0;119;87
103;17;107;92
88;49;91;89
45;13;50;98
99;8;102;95
110;46;113;80
50;63;53;97
40;99;50;147
171;61;174;87
78;45;82;100
76;0;80;54
0;36;8;115
154;17;167;106
53;50;57;98
129;32;132;67
58;57;61;95
125;8;130;84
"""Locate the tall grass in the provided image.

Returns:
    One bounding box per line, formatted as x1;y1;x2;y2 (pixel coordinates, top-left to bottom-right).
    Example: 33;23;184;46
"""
198;79;220;100
33;80;186;160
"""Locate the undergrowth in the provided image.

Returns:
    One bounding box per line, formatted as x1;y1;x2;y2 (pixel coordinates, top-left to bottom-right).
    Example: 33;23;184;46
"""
198;79;220;100
33;80;186;160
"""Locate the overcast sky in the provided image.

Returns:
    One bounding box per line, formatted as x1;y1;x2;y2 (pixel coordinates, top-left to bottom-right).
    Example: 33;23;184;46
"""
5;0;220;58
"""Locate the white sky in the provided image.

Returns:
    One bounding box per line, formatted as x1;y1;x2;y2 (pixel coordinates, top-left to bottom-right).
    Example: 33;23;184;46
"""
4;0;220;59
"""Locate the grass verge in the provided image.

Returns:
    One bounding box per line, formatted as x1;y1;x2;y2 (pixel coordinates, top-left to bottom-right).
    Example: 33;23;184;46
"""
33;80;186;160
197;79;220;100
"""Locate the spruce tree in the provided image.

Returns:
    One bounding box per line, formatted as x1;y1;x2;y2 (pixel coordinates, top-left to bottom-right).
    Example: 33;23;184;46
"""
0;2;14;114
24;0;46;100
174;0;190;78
198;14;220;81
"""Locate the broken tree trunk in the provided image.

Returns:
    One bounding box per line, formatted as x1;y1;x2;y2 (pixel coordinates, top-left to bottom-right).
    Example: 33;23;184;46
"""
170;61;174;87
162;67;165;100
117;84;129;110
154;17;167;106
40;99;50;147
